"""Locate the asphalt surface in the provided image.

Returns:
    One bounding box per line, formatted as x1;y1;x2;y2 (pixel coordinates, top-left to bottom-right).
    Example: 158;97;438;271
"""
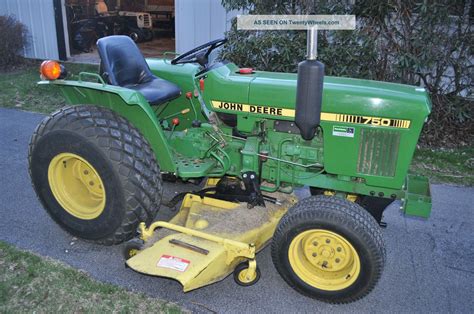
1;107;473;313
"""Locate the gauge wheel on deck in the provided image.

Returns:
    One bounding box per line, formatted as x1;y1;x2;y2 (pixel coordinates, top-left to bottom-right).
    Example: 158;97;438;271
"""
271;195;385;303
123;238;144;259
233;261;261;286
29;105;163;245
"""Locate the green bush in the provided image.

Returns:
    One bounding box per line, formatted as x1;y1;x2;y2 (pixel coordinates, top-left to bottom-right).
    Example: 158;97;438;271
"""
220;0;473;147
0;15;28;69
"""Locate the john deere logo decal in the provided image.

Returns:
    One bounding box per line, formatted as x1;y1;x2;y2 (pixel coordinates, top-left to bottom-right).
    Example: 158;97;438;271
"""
211;100;411;129
212;101;295;117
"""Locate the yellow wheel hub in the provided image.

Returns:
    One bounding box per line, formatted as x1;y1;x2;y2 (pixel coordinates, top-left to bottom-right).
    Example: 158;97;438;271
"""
237;268;257;283
48;153;106;220
288;229;361;291
128;249;139;258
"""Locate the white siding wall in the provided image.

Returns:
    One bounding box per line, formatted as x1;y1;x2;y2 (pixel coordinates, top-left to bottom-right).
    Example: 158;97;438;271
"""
0;0;59;60
175;0;237;53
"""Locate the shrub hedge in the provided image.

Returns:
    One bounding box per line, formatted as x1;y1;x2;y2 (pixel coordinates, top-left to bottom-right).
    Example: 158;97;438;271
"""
220;0;473;147
0;15;28;69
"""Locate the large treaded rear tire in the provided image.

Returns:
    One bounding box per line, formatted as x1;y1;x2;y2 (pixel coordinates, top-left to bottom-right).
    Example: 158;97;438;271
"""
271;195;385;303
29;105;162;245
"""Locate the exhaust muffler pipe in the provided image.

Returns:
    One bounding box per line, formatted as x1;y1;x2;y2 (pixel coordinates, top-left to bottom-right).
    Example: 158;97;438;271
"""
306;26;318;60
295;27;325;140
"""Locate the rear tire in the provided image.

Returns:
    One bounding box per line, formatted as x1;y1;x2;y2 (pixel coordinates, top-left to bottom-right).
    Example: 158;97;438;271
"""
29;106;162;245
271;196;385;303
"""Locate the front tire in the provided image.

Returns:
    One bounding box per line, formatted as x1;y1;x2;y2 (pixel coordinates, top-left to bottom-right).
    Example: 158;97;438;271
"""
143;29;153;41
29;106;162;245
271;196;385;303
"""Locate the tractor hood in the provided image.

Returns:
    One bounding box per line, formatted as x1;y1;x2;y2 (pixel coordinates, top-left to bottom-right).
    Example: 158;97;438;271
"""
203;63;431;123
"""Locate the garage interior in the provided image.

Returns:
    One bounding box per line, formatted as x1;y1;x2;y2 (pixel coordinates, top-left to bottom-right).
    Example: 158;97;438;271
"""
66;0;175;63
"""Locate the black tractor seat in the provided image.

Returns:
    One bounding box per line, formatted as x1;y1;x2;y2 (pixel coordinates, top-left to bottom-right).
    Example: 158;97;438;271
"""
97;35;181;106
123;79;180;106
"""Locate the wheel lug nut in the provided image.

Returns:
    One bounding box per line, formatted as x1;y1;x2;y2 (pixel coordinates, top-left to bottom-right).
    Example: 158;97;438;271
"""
326;239;330;244
89;181;94;186
312;241;318;246
337;247;342;252
84;170;89;175
335;258;340;263
312;253;317;257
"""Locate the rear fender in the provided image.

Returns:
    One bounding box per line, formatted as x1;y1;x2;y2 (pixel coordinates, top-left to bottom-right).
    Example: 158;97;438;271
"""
38;80;176;172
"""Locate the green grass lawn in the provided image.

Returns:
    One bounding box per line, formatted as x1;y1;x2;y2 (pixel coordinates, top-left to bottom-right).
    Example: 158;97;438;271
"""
0;61;98;113
0;62;472;186
410;146;474;186
0;241;184;313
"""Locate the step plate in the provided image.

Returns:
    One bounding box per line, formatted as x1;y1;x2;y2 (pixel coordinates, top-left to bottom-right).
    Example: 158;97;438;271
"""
174;153;216;177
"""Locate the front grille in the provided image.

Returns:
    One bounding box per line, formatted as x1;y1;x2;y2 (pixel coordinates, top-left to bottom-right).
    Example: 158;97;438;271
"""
357;128;400;177
143;14;151;27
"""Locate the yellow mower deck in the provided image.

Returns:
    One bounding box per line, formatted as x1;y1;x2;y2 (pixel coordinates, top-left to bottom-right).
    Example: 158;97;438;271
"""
126;182;297;291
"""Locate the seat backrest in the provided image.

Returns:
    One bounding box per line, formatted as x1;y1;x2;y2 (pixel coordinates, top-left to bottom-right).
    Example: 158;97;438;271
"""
97;35;154;86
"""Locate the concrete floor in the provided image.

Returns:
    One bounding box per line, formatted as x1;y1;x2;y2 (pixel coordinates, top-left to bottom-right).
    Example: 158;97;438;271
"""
68;37;175;64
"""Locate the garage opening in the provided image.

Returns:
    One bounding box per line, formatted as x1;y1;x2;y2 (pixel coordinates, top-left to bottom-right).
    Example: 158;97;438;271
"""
65;0;175;63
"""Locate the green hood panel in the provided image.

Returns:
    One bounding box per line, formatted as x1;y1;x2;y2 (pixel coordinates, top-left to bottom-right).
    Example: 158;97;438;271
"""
200;63;431;122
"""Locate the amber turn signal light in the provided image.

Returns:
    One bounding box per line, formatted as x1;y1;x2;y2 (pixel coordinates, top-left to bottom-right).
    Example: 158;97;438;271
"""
40;60;62;80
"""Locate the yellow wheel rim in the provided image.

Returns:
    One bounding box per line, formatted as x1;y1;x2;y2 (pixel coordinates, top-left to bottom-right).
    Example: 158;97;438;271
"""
48;153;106;220
237;268;257;283
288;229;361;291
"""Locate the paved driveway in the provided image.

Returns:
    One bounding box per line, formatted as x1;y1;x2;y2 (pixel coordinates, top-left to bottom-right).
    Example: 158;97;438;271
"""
0;108;473;313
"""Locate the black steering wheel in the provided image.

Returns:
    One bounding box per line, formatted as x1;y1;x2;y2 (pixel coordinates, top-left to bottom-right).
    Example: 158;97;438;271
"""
171;38;227;67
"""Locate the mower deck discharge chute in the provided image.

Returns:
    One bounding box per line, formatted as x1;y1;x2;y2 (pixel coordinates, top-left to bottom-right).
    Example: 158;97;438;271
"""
29;28;432;303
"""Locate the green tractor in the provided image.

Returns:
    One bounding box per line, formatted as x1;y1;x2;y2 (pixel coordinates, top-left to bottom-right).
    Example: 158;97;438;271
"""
29;30;431;303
